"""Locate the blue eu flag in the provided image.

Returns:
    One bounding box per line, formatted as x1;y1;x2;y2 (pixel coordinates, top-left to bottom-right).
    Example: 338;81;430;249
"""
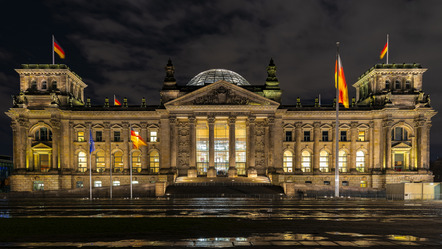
89;129;95;153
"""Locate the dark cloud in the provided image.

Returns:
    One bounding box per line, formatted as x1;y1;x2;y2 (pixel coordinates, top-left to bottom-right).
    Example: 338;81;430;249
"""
0;0;442;158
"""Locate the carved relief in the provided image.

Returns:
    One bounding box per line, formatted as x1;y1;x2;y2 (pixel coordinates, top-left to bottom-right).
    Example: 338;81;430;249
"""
192;86;251;105
177;121;190;168
254;120;266;168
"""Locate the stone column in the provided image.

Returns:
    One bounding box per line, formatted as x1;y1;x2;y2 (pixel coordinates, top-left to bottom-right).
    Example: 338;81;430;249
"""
60;120;70;172
27;136;33;171
159;117;170;174
313;122;320;172
372;119;383;171
294;122;302;173
384;120;392;171
50;119;60;171
273;117;284;174
331;122;337;172
207;115;216;178
267;116;275;173
85;122;92;173
69;122;75;171
368;121;375;172
169;117;177;174
11;122;20;171
122;122;130;172
140;122;148;173
104;122;111;172
247;116;257;177
17;119;28;172
228;116;237;177
187;116;197;177
350;122;357;172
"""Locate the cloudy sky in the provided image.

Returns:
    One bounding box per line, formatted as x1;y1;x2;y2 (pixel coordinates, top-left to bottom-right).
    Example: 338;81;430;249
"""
0;0;441;159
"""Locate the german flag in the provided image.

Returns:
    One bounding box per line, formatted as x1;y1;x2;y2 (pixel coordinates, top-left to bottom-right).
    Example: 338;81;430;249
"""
53;38;65;59
114;95;121;106
335;54;349;108
131;129;147;149
380;42;388;59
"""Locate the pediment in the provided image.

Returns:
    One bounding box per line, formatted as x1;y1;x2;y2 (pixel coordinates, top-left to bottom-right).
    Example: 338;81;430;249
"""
391;142;412;149
165;81;279;107
32;142;52;150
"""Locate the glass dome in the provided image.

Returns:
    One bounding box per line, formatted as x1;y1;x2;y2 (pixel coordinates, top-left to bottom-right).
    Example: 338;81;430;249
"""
187;69;250;86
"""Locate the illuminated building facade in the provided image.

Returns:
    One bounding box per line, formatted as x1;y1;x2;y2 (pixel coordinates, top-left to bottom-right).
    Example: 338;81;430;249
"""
6;60;436;191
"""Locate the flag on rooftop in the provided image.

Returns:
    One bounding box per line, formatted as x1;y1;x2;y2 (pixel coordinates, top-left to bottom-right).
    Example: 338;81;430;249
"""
335;54;349;108
53;37;65;59
114;95;121;106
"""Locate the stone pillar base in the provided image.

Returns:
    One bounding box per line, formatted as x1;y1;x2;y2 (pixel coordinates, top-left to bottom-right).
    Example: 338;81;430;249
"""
155;182;167;197
247;167;257;178
187;167;198;178
207;167;217;178
228;167;237;178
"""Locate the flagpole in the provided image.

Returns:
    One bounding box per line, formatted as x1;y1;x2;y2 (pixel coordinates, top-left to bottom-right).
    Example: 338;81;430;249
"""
130;125;133;199
335;42;340;198
52;35;55;65
386;34;389;64
89;126;93;200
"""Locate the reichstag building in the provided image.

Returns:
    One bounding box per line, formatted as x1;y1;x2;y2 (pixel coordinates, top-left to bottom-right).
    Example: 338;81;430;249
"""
6;59;435;191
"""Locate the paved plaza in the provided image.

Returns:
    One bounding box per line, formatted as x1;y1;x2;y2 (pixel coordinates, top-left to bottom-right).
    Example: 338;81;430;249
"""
0;198;441;248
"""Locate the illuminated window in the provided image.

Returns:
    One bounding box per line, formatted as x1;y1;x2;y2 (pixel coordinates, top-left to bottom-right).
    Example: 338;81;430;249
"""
95;151;105;173
150;131;157;142
319;150;329;172
356;150;365;172
358;131;365;141
94;181;102;187
76;181;83;188
301;150;311;172
77;131;85;142
235;121;247;176
39;154;50;172
113;151;123;172
322;131;329;141
360;181;367;188
149;151;160;174
33;181;44;191
283;151;293;173
132;151;141;173
113;181;120;186
215;120;229;175
78;151;87;172
196;120;209;175
339;150;347;172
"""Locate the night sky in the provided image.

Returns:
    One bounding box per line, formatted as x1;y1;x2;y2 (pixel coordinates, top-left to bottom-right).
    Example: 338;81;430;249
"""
0;0;441;160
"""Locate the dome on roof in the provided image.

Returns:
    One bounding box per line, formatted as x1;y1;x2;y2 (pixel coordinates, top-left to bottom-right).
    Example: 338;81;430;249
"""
187;69;250;86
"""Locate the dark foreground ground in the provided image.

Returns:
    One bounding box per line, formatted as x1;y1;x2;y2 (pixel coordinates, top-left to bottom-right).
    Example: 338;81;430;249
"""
0;198;441;248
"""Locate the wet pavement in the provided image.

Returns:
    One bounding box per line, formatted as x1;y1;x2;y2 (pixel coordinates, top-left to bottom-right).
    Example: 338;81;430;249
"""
0;198;442;248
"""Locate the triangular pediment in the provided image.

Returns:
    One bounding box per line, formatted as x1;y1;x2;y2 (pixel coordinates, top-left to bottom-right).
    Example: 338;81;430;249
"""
32;142;52;150
392;142;412;149
165;80;280;107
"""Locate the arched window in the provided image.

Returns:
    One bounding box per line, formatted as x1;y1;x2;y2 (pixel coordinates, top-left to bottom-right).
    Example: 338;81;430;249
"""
385;80;390;89
149;151;159;174
339;150;347;172
132;151;141;173
301;150;311;172
96;151;105;173
78;151;87;172
405;80;411;89
319;150;329;172
113;151;123;172
52;81;58;90
34;127;52;141
42;81;47;90
395;80;401;89
356;151;365;172
31;80;37;89
392;127;408;141
283;151;293;173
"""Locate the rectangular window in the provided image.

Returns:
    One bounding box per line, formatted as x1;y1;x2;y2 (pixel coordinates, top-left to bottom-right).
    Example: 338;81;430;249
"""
340;131;347;141
114;131;121;142
76;181;83;188
322;131;329;141
358;131;365;141
112;181;120;186
33;181;44;191
285;131;292;142
77;131;85;142
324;181;331;185
305;181;312;184
303;131;311;141
40;154;50;172
235;121;247;176
196;121;209;175
215;120;229;176
342;181;349;186
95;131;103;142
94;181;102;188
360;181;367;188
150;131;158;142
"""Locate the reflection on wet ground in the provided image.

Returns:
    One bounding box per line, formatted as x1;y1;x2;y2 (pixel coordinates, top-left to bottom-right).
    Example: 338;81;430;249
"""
1;198;442;248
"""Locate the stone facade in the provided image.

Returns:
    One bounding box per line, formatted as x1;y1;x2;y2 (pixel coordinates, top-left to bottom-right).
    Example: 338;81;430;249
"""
6;61;436;192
